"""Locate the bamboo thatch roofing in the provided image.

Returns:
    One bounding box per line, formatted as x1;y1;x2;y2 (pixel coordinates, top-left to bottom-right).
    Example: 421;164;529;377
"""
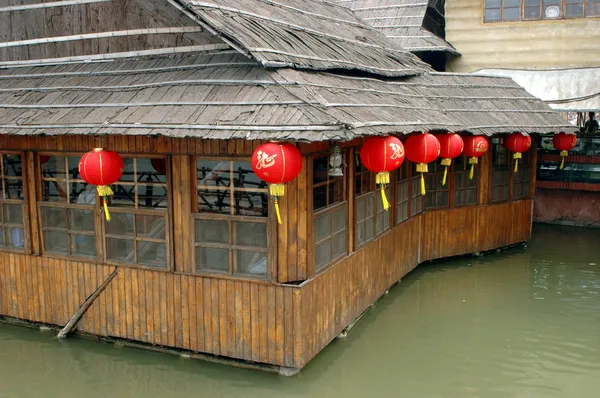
177;0;432;76
0;52;576;141
335;0;459;54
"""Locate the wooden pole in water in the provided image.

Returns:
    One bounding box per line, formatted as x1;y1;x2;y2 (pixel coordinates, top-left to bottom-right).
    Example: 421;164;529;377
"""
57;268;119;339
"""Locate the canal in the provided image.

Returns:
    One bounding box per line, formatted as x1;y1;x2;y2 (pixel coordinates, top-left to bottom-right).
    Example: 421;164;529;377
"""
1;224;599;397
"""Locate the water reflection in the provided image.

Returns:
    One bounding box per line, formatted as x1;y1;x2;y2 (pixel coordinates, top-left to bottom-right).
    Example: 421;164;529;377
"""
1;224;600;397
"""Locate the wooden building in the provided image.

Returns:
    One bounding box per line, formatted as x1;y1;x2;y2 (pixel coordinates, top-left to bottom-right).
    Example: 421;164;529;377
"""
0;0;576;373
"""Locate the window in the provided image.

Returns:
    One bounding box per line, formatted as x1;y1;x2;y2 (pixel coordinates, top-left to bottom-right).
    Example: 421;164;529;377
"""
194;159;269;278
454;155;479;207
484;0;599;22
423;162;449;210
313;155;347;271
396;163;410;224
0;153;26;251
39;154;97;259
410;164;423;217
354;160;390;248
513;151;532;199
491;139;510;203
107;157;169;268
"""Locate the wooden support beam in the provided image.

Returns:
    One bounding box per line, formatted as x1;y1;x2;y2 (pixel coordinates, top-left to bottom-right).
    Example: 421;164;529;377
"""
57;268;118;339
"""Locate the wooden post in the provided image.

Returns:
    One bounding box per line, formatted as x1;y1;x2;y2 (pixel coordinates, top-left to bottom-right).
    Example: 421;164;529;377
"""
57;268;118;339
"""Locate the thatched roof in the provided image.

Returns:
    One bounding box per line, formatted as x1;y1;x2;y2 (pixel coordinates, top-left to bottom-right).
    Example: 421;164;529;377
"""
0;52;576;141
177;0;432;76
335;0;459;54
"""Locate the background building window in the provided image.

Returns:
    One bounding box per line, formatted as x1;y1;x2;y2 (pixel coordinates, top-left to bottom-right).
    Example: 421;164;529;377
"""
107;157;169;268
424;162;449;210
313;155;347;271
513;151;532;199
396;163;410;224
39;154;97;258
484;0;599;22
0;153;26;251
454;156;478;207
491;138;510;202
194;159;268;277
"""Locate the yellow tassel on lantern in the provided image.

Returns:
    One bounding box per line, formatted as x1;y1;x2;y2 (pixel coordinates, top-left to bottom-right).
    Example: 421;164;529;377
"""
269;184;285;224
97;185;114;221
440;158;451;186
375;172;390;211
416;163;428;195
513;152;522;173
560;150;568;170
469;157;478;180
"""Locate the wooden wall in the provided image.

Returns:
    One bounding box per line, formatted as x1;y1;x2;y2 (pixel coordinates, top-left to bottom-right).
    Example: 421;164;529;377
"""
0;134;535;369
445;0;600;72
0;0;220;62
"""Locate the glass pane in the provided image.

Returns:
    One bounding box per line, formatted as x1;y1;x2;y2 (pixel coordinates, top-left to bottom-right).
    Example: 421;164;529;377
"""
4;179;23;200
136;215;165;239
313;185;327;211
384;209;390;230
365;218;374;241
503;7;520;20
315;241;331;270
233;161;264;188
197;160;229;188
366;193;374;216
234;190;268;217
6;228;24;249
3;154;22;177
195;219;229;244
565;3;583;16
504;0;521;7
4;203;22;225
120;158;135;182
437;191;449;207
106;238;135;263
67;156;84;180
41;156;66;179
332;206;346;233
0;228;4;246
137;241;167;268
196;246;229;272
69;209;94;232
587;2;600;16
485;8;501;20
70;234;96;257
105;212;134;236
111;184;136;207
44;230;68;253
356;221;366;246
376;213;384;235
525;0;541;5
198;187;231;214
137;184;167;208
315;213;331;242
235;222;267;247
485;0;502;7
544;0;560;5
71;183;94;204
41;207;67;229
329;179;344;205
313;157;328;185
138;158;167;184
42;180;66;202
236;250;267;276
332;232;346;259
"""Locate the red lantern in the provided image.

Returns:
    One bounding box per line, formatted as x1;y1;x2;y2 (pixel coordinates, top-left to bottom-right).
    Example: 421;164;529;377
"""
79;148;124;221
251;142;302;224
359;136;405;211
504;132;532;173
436;133;464;186
552;132;577;170
151;158;167;175
463;136;489;180
405;133;440;195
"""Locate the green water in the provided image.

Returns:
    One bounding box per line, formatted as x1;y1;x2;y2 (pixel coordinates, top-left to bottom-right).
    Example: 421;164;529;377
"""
1;224;600;398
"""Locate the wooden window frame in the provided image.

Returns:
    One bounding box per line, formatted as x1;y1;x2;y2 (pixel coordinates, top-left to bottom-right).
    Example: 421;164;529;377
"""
396;162;410;225
423;162;450;210
484;0;599;23
512;150;533;200
37;152;172;270
490;139;511;203
191;157;273;280
0;151;30;254
453;155;479;208
410;171;423;217
311;152;349;273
